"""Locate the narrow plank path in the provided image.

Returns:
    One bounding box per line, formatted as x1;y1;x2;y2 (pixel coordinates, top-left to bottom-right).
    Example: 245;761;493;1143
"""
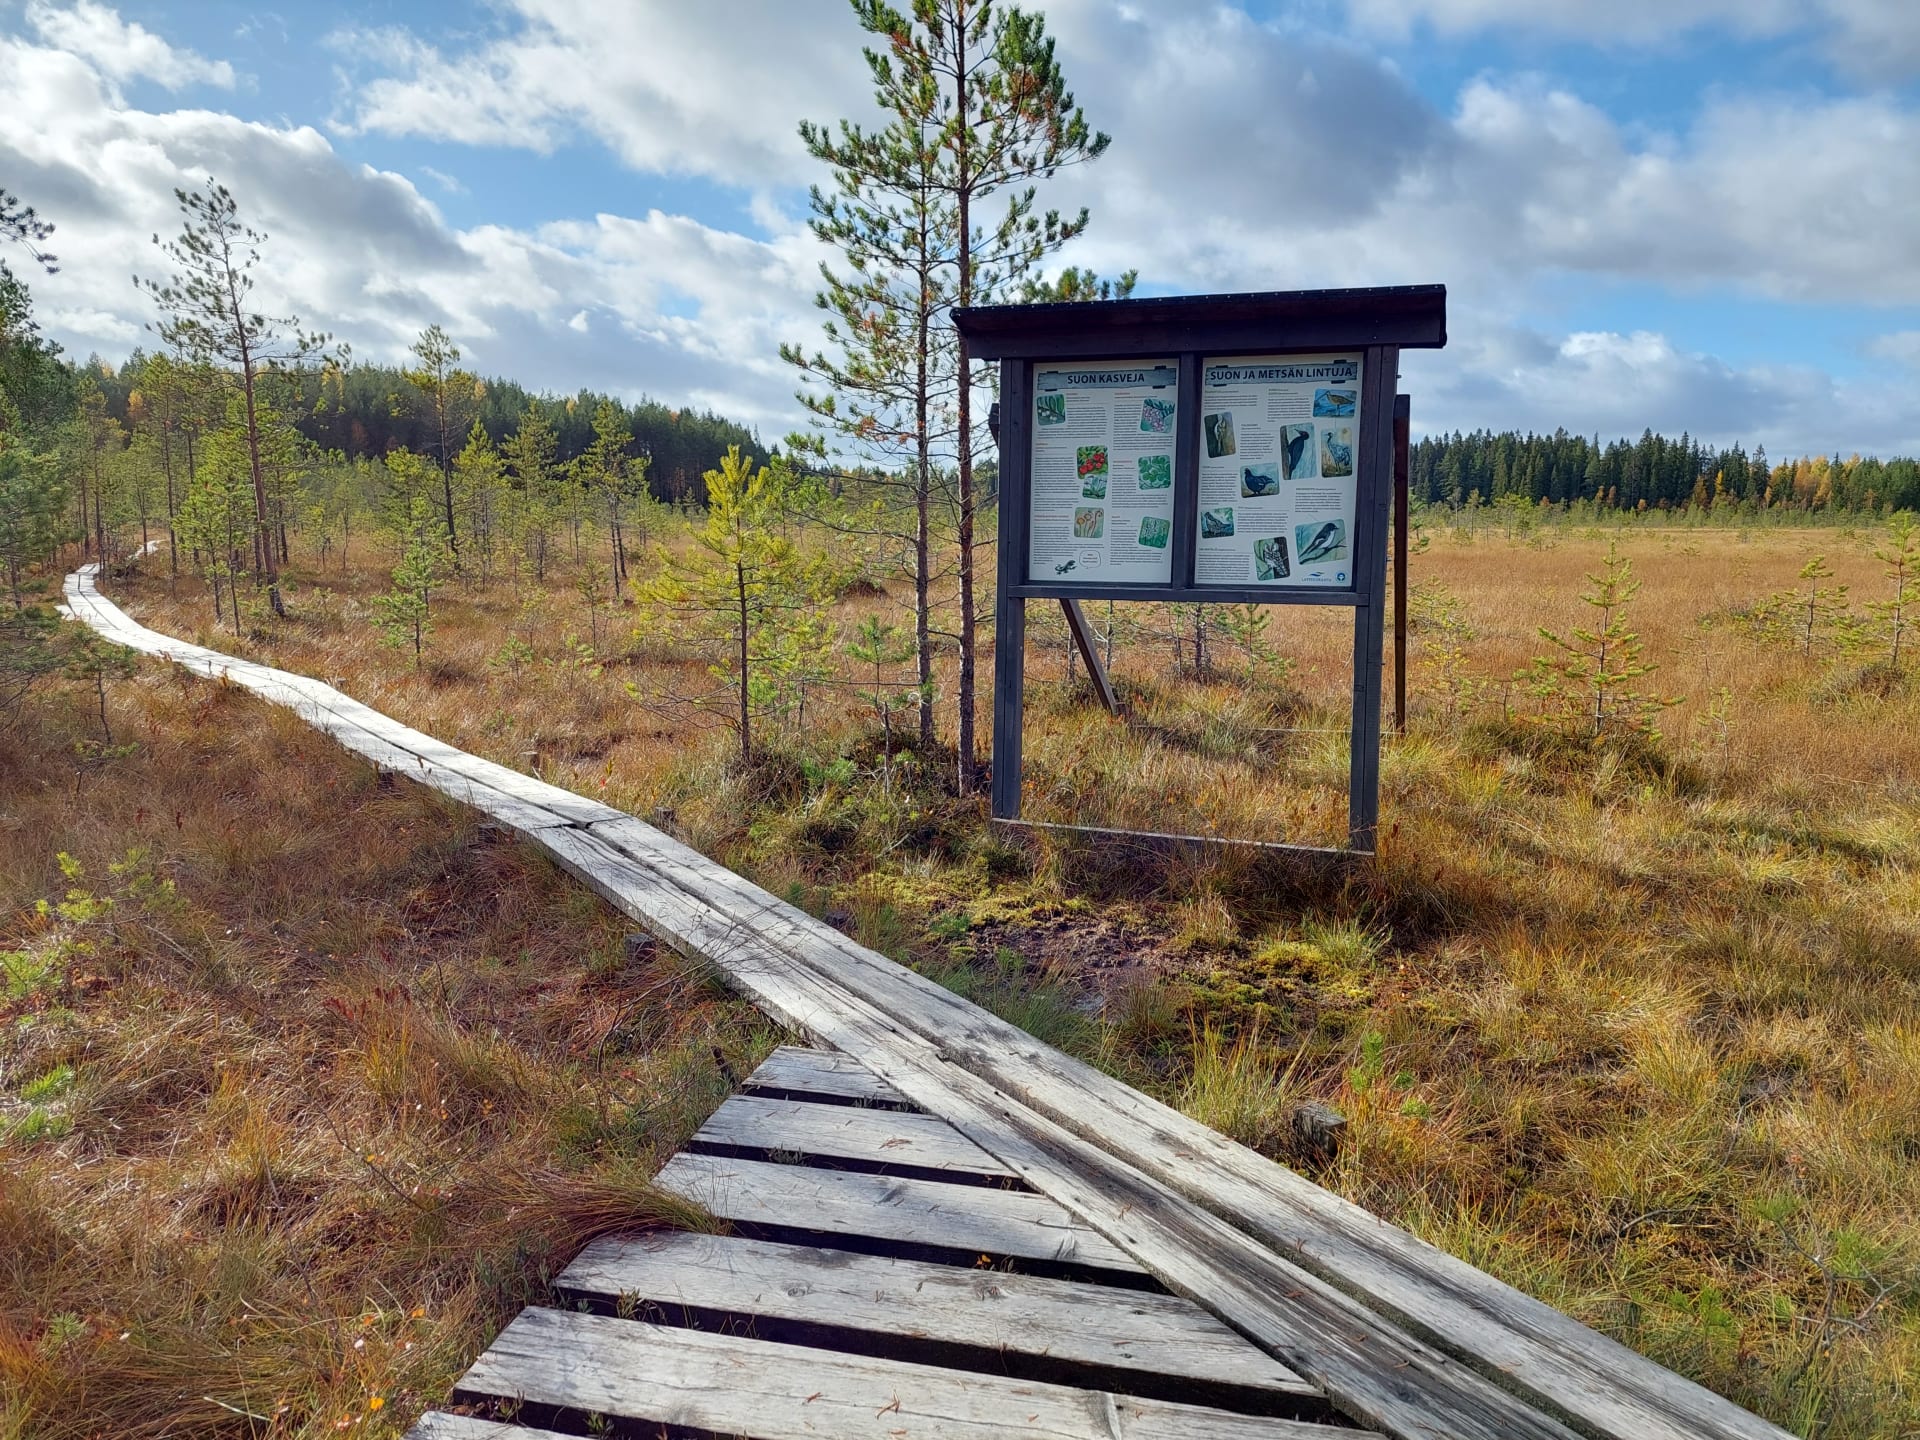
65;559;1793;1440
442;1046;1359;1436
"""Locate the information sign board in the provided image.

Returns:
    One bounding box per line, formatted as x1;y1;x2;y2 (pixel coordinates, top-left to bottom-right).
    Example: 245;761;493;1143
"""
1029;360;1179;585
952;285;1448;853
1195;354;1362;589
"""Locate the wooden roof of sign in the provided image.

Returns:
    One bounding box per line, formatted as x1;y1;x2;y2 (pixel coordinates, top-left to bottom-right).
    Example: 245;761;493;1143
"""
953;284;1449;360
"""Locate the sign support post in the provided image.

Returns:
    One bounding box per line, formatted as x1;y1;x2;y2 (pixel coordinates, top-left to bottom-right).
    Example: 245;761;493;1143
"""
1393;393;1411;737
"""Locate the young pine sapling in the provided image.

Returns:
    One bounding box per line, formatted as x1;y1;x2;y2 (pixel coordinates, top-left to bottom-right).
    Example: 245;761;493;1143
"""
372;498;451;666
846;613;920;792
1518;539;1678;740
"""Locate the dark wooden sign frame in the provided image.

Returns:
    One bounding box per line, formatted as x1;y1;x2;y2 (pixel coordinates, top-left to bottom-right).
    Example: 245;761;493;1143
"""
954;285;1446;854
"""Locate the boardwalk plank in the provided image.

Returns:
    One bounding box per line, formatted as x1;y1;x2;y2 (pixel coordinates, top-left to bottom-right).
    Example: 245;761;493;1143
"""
656;1151;1148;1284
405;1416;572;1440
745;1044;917;1108
541;825;1584;1440
454;1306;1373;1440
688;1093;1022;1184
582;813;1789;1440
555;1231;1325;1416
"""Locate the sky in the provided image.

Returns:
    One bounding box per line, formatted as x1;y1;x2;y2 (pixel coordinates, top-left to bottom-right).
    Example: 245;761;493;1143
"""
4;0;1919;455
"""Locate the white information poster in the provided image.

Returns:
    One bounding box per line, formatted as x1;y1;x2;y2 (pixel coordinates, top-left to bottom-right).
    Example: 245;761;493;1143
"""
1029;360;1179;585
1194;353;1363;589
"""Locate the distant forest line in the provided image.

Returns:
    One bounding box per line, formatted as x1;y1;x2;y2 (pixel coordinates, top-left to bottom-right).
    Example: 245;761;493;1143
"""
75;353;1920;517
84;352;770;506
1413;428;1920;514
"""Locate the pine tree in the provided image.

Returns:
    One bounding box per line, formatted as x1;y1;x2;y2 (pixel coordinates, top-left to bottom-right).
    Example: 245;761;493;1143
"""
503;406;560;581
577;399;650;602
137;179;332;615
1869;512;1919;670
1518;540;1678;739
403;325;477;556
372;496;451;665
176;418;257;631
633;447;832;765
452;419;506;583
1019;267;1138;302
847;613;921;789
130;352;186;582
923;0;1110;790
1787;556;1848;657
0;399;66;608
61;626;138;744
796;0;1111;791
788;23;957;750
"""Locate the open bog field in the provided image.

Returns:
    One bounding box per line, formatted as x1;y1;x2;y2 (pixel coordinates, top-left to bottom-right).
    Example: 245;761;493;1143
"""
0;674;771;1439
73;516;1920;1437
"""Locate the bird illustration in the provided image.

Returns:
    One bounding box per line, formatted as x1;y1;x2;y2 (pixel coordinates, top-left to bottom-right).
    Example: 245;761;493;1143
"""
1299;522;1343;562
1283;427;1311;478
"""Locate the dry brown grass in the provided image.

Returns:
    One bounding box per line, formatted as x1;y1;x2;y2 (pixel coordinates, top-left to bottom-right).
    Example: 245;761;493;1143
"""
99;514;1920;1436
0;671;770;1440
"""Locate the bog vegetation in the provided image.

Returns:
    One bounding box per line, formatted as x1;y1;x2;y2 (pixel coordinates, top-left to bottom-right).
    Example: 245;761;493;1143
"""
6;4;1920;1437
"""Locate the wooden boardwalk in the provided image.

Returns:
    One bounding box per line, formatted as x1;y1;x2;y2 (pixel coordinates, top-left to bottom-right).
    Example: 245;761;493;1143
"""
65;560;1793;1440
437;1045;1367;1438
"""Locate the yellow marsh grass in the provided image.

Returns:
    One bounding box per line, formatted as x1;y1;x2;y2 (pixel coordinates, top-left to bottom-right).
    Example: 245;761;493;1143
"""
107;519;1920;1436
0;679;764;1440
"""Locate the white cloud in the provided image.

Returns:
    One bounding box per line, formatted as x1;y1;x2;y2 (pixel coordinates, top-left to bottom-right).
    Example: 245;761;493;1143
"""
417;165;466;196
0;25;826;433
1025;9;1920;319
329;0;865;187
1345;0;1920;78
1348;0;1794;43
1868;331;1920;369
25;0;235;91
10;1;1920;455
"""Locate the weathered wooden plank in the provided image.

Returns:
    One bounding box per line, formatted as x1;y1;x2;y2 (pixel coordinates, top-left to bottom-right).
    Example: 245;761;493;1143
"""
689;1093;1022;1185
580;813;1789;1440
745;1044;917;1109
541;824;1583;1440
404;1414;572;1440
454;1306;1373;1440
65;567;585;834
555;1230;1326;1416
656;1150;1150;1285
